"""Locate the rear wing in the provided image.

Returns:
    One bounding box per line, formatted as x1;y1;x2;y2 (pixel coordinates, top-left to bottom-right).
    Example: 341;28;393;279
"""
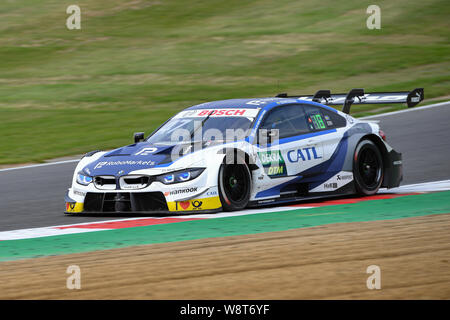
276;88;424;114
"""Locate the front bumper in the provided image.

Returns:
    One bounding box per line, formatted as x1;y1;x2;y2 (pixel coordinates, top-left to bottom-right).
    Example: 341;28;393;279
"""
64;190;222;214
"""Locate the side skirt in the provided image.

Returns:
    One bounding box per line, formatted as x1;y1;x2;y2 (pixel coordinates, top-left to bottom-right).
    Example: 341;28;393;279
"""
248;182;356;208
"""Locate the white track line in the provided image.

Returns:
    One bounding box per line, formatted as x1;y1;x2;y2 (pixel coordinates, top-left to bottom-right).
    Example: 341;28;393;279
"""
0;159;79;172
379;179;450;193
360;100;450;119
0;227;107;240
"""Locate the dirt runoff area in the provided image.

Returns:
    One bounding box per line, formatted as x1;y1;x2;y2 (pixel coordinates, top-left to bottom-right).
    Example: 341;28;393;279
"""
0;214;449;299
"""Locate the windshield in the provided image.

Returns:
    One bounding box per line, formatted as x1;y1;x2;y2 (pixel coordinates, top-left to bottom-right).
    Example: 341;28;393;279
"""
147;108;260;145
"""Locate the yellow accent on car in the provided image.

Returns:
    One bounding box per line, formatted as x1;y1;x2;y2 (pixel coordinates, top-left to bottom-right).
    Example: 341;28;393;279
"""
167;196;222;212
65;202;84;213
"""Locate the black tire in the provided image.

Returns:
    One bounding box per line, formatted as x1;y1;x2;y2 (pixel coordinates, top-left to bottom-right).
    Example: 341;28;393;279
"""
218;160;251;211
353;139;384;195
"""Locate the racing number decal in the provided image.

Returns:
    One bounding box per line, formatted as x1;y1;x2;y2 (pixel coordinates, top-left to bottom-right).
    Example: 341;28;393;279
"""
310;114;326;129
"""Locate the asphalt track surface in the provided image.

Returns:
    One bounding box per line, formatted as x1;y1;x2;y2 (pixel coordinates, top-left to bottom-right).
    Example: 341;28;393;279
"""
0;102;449;231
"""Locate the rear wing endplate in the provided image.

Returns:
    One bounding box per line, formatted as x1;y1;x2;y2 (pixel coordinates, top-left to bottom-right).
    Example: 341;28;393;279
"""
276;88;424;114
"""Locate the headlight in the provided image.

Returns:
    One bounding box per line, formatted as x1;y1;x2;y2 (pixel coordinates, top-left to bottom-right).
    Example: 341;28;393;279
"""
76;172;93;186
155;168;204;184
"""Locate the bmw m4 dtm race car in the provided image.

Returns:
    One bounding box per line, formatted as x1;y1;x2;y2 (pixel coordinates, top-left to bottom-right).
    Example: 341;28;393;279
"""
65;88;424;214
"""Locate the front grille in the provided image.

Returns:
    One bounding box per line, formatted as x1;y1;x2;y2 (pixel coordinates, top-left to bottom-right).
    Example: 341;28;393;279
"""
119;175;151;190
94;175;152;190
84;192;168;212
94;176;116;190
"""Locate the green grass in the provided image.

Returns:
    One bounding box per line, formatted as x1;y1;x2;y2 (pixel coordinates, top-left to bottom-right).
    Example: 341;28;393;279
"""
0;0;449;164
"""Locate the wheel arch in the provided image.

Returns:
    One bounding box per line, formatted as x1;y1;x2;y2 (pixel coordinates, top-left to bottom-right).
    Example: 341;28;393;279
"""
218;147;258;171
217;147;253;211
356;133;391;187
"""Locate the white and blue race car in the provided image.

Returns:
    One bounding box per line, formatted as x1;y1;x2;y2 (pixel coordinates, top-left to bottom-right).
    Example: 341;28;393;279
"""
65;88;424;214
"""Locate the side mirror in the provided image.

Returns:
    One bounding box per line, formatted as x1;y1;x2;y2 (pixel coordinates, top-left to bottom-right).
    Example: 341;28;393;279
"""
134;132;145;143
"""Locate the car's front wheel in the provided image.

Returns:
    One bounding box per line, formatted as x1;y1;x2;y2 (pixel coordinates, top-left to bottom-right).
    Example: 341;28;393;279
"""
218;161;251;211
353;139;384;195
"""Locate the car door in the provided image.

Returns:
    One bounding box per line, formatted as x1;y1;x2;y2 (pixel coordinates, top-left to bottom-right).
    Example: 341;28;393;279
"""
256;104;325;178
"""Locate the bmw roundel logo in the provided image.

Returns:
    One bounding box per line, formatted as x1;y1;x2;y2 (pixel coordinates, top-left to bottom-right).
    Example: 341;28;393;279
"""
118;170;124;175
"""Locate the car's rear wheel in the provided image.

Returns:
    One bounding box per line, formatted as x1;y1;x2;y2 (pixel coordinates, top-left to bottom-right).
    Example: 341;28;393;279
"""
353;139;384;195
218;160;251;211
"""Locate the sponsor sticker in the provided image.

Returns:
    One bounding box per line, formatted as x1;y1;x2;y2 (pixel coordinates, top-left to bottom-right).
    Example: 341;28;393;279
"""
73;189;86;197
164;187;198;197
135;147;158;156
337;174;352;181
65;202;84;213
175;108;259;118
309;172;354;193
206;190;218;197
258;150;287;177
287;147;322;162
94;160;155;169
258;150;285;166
324;182;338;189
167;196;222;212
